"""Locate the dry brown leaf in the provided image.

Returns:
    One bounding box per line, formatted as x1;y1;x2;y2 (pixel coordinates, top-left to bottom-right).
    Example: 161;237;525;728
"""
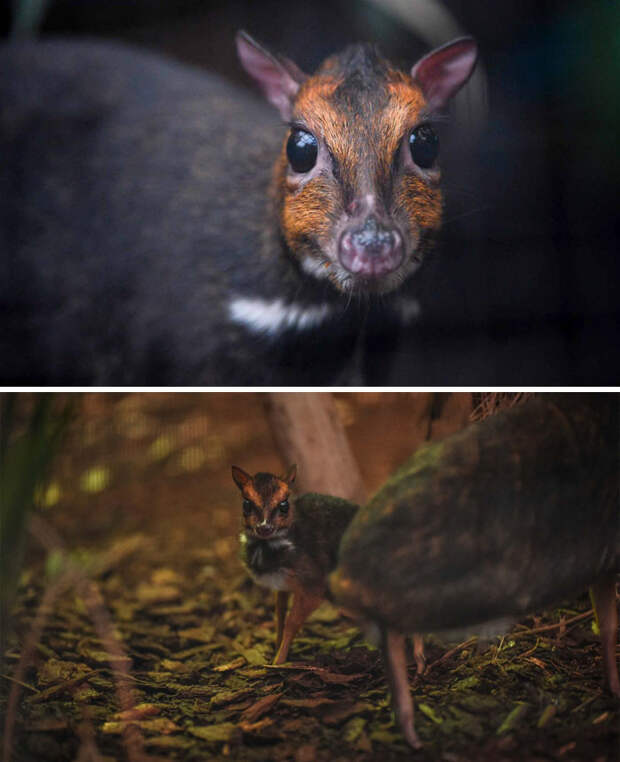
187;723;241;743
238;717;275;734
213;657;245;672
102;718;180;735
240;692;282;723
177;625;216;643
280;697;336;711
264;663;364;685
210;688;253;708
320;701;373;726
316;671;365;685
114;703;161;721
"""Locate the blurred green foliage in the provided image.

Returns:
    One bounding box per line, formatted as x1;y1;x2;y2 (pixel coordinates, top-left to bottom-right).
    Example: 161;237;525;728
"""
0;394;73;661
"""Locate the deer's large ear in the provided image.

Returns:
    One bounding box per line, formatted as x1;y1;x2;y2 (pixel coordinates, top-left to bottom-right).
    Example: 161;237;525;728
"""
232;465;252;491
236;31;306;121
282;464;297;485
411;37;478;111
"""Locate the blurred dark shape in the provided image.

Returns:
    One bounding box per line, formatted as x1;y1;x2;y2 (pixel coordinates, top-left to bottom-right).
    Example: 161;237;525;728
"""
10;0;51;37
331;392;619;746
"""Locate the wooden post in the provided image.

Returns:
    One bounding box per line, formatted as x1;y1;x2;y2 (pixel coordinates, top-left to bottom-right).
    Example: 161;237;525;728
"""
264;393;367;503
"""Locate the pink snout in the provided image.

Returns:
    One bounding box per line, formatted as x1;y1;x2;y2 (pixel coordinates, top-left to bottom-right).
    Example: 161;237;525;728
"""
339;216;404;277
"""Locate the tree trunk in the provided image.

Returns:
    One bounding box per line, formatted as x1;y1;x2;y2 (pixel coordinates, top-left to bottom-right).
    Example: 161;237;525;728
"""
264;393;367;503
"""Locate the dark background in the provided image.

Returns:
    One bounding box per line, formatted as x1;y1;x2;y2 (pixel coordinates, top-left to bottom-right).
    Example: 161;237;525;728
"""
3;0;619;383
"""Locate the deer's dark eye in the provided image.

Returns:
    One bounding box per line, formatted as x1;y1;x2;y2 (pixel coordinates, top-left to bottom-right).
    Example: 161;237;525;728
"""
286;129;318;173
243;499;253;517
279;500;289;515
409;125;439;169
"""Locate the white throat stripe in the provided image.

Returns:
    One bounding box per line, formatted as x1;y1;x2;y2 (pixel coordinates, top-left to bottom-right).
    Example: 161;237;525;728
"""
229;296;332;336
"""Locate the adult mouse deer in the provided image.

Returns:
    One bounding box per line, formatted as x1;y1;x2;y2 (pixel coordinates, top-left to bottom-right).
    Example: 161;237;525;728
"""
0;33;477;384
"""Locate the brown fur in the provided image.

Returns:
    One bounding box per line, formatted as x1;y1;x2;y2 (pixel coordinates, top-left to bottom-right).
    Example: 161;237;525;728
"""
274;582;324;665
273;47;443;290
232;467;295;535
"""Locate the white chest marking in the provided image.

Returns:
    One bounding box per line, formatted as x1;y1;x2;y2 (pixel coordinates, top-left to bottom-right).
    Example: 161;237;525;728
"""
240;533;296;592
253;569;292;591
266;537;295;552
229;296;332;336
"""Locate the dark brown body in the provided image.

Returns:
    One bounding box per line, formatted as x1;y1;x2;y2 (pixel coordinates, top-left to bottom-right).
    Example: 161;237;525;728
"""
269;493;360;663
331;393;619;747
0;34;476;384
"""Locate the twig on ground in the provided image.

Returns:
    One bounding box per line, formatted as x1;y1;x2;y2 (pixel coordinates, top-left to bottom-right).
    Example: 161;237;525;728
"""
3;566;78;762
0;673;40;693
510;610;593;639
423;637;478;674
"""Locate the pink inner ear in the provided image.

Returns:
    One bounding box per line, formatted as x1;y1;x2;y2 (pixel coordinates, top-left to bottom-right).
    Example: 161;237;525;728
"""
411;37;478;111
236;32;302;121
232;465;251;490
285;464;297;485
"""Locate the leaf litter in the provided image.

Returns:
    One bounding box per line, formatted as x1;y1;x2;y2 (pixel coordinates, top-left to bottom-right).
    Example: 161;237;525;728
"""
1;393;618;761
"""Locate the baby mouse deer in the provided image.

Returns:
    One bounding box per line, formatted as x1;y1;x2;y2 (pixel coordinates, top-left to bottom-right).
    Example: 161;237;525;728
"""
232;465;358;663
1;32;477;384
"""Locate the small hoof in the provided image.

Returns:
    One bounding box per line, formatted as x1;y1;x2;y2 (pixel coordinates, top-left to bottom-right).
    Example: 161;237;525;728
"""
605;667;620;697
398;715;422;750
404;727;423;750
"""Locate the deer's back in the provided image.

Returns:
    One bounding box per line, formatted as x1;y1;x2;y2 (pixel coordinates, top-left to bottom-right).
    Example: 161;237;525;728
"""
0;39;283;383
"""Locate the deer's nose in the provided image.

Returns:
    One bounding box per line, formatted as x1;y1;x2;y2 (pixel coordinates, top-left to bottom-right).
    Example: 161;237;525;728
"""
338;215;404;277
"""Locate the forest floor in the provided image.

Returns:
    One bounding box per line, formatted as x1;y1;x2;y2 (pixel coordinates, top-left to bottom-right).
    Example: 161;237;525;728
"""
1;393;618;762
